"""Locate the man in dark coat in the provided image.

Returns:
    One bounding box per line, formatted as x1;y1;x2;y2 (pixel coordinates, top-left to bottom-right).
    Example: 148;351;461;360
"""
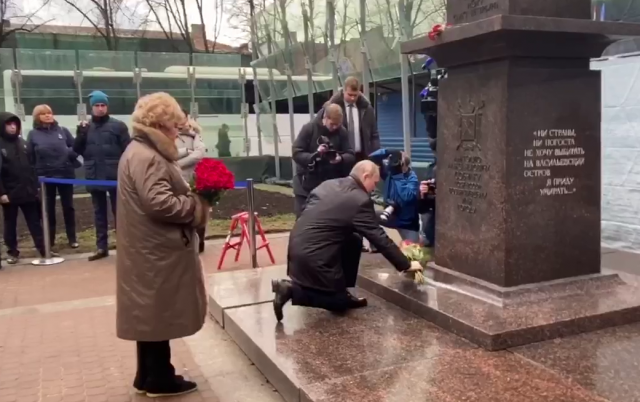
315;76;380;161
0;112;47;265
74;90;131;261
292;103;355;217
271;160;423;321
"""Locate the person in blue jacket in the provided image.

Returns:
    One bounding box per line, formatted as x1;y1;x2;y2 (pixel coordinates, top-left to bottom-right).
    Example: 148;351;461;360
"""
74;90;131;261
369;148;420;243
27;104;79;250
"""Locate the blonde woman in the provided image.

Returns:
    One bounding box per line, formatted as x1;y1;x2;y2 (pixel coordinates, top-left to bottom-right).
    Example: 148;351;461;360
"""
26;104;78;249
116;92;209;397
175;112;207;252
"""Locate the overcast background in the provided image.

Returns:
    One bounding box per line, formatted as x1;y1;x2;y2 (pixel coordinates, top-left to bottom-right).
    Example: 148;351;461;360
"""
19;0;246;47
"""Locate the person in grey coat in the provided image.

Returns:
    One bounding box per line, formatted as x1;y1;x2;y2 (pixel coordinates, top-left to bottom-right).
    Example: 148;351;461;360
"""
74;90;131;261
175;116;207;252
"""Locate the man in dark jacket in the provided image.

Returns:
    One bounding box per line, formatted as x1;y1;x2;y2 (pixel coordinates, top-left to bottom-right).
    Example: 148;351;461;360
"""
315;76;380;160
271;160;422;321
74;90;131;261
0;112;47;265
292;103;355;217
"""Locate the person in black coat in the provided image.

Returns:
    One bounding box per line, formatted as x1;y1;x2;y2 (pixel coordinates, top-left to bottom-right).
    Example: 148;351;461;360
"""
271;160;423;321
292;103;355;218
0;112;47;265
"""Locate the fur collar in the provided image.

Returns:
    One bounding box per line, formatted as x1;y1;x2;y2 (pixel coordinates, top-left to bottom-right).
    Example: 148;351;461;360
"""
132;123;179;161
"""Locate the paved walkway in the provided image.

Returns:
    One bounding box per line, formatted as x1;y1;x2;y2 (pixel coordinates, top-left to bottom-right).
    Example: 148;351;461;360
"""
1;234;640;402
0;235;290;402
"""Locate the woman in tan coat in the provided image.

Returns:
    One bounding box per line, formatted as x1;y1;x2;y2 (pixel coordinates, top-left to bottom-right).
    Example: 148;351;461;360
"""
116;92;209;398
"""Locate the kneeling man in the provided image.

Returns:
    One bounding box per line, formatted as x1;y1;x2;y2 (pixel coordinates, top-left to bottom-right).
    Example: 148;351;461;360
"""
272;160;422;321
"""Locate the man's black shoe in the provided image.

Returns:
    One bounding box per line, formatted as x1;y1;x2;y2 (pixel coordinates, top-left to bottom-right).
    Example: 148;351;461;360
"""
145;377;197;398
347;291;368;308
271;279;293;322
88;249;109;262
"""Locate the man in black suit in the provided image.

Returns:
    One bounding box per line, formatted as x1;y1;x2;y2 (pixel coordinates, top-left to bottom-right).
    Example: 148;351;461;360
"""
271;160;423;321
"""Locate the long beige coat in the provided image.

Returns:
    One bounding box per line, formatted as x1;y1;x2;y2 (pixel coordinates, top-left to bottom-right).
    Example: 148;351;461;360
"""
116;122;209;342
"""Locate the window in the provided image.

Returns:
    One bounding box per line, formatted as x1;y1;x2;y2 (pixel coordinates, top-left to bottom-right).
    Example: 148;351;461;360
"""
21;76;77;115
17;74;244;117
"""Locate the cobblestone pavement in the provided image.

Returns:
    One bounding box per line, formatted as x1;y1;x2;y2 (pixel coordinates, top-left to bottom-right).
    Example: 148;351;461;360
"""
0;235;289;402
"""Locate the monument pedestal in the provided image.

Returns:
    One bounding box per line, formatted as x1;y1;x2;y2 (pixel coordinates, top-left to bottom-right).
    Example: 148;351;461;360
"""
357;262;640;350
375;0;640;349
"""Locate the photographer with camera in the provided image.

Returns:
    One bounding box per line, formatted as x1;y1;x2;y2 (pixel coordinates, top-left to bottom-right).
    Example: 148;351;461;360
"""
419;140;437;247
369;149;420;243
292;103;355;218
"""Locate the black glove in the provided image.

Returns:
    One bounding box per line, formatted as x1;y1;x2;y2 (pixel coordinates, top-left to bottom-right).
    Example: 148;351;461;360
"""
76;123;89;137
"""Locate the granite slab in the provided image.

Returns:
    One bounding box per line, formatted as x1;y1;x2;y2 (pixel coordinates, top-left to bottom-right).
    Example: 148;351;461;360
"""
511;322;640;402
300;349;605;402
223;289;475;402
356;264;640;350
207;264;287;327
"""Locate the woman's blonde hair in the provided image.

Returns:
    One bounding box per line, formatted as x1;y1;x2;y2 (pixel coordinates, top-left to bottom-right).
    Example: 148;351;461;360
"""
32;104;53;125
131;92;185;131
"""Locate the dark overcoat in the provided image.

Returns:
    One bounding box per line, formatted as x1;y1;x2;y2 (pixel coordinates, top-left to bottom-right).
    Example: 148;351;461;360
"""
288;175;410;292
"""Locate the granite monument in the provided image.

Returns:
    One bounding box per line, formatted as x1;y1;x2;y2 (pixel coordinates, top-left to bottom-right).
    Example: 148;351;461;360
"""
358;0;640;349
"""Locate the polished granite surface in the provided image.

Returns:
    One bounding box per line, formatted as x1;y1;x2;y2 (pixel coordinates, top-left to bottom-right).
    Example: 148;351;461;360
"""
207;264;287;327
301;350;605;402
222;288;611;402
511;322;640;402
357;260;640;350
224;289;474;402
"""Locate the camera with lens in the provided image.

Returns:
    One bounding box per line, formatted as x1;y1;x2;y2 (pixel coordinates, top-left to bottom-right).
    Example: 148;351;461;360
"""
385;151;404;176
318;135;338;160
379;201;396;223
308;135;339;171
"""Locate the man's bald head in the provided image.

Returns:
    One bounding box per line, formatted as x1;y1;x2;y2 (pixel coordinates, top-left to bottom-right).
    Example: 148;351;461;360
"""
351;160;380;193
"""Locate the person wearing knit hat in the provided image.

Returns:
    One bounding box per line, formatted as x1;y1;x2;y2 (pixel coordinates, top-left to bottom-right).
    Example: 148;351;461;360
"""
88;90;109;107
74;90;131;261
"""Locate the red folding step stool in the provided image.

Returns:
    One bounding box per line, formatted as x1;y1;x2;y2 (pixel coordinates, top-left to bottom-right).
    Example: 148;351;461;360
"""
216;211;275;270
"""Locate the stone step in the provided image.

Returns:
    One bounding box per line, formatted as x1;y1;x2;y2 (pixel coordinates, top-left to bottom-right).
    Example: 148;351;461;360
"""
207;265;607;402
208;264;288;327
357;259;640;351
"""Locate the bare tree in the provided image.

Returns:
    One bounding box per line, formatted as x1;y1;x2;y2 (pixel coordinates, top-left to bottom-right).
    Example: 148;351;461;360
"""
0;0;52;46
227;0;276;54
145;0;194;51
61;0;148;50
144;0;225;53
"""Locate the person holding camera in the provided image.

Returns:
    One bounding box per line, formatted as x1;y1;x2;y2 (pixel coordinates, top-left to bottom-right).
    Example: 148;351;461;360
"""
369;149;420;243
419;160;437;247
292;103;355;218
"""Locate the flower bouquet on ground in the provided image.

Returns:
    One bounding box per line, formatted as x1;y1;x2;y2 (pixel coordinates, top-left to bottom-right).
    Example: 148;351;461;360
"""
191;158;235;204
400;241;432;285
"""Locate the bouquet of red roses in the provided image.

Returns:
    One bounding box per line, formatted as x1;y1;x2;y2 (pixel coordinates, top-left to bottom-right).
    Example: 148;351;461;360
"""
191;158;235;204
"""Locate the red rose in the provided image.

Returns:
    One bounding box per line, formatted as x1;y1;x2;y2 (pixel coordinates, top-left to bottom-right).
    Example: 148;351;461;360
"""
192;158;235;204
